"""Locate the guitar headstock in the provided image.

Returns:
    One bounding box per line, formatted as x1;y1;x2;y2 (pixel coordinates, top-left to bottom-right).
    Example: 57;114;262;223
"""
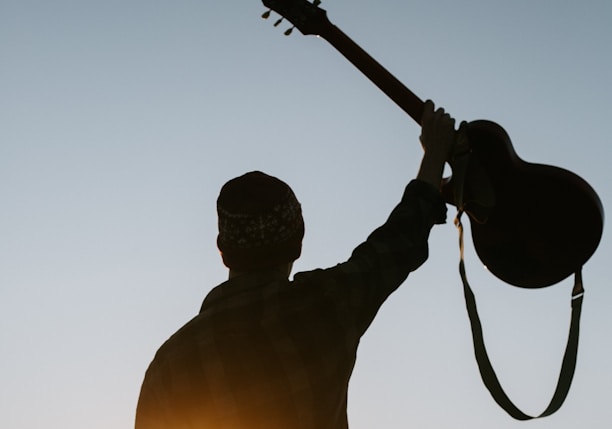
262;0;330;36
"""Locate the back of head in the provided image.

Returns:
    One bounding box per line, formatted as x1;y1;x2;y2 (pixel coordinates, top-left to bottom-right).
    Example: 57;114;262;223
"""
216;171;304;272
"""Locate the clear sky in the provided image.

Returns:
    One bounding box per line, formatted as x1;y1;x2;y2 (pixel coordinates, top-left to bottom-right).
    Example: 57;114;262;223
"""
1;0;611;428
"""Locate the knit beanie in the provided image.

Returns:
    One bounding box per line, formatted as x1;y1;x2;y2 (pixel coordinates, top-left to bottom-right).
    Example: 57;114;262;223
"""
216;171;304;271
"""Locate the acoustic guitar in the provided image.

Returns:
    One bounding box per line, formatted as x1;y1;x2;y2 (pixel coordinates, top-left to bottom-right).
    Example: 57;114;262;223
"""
261;0;604;288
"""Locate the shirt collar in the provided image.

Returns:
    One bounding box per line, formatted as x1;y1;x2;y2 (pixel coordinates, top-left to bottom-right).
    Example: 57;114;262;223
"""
200;270;289;313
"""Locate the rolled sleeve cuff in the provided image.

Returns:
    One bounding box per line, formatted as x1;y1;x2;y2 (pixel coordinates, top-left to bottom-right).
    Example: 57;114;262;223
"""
403;179;447;225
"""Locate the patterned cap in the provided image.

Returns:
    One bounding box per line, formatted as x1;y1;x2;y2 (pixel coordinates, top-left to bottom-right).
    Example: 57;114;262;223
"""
217;171;304;271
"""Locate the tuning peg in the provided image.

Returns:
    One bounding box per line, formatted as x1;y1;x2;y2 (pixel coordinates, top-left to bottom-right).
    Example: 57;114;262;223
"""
261;9;271;19
313;0;322;5
284;26;294;36
274;17;284;27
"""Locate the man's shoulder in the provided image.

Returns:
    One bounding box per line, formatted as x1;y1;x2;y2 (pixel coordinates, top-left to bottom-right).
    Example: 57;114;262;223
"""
149;313;204;362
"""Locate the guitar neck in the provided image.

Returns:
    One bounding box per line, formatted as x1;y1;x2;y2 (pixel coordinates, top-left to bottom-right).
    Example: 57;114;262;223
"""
319;23;425;124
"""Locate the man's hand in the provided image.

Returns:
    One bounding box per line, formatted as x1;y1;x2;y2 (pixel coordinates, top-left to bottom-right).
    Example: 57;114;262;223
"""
416;100;456;189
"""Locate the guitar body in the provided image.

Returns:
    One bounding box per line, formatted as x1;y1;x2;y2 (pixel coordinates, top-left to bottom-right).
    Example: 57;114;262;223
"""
448;120;604;288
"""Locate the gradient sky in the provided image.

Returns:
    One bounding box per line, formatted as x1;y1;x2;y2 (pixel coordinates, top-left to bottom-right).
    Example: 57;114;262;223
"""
1;1;611;428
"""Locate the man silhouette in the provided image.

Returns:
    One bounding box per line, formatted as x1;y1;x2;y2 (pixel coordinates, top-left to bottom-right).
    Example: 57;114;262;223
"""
135;100;455;428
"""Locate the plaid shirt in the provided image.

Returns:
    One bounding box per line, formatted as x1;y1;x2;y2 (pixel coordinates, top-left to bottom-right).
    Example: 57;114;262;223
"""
135;180;446;429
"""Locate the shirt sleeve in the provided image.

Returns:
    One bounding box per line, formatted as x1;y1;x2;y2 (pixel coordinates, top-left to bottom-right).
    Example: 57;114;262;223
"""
135;380;168;429
293;179;447;335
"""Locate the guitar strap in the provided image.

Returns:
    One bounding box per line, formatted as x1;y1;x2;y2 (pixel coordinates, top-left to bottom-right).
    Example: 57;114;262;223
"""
454;209;584;420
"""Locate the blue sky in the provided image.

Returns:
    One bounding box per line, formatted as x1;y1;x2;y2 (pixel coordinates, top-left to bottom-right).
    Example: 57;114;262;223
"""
1;1;611;428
